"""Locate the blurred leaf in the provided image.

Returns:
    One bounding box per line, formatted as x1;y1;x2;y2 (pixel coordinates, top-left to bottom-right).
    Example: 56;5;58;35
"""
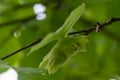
16;67;48;80
0;60;10;73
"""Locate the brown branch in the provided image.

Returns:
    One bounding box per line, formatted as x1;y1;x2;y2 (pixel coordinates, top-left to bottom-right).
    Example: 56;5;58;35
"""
0;18;120;60
69;18;120;35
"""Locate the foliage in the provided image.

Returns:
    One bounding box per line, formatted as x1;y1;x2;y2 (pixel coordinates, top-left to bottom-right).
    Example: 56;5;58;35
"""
40;35;88;74
0;0;120;80
29;3;85;54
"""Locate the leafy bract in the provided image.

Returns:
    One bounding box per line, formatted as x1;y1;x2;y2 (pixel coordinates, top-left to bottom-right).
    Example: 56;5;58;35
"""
40;35;88;74
28;3;85;55
55;3;85;37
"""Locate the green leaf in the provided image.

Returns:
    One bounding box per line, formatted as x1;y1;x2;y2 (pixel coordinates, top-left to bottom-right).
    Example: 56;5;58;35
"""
0;61;48;80
16;67;46;75
16;67;48;80
40;35;88;74
28;3;85;55
28;33;58;55
0;60;11;73
56;3;85;37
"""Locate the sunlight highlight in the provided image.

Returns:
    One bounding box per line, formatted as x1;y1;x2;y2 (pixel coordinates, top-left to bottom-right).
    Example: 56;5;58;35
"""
36;13;46;20
109;76;120;80
33;4;46;20
0;68;18;80
33;4;46;14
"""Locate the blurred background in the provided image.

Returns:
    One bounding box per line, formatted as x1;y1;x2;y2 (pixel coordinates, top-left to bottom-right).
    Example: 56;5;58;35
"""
0;0;120;80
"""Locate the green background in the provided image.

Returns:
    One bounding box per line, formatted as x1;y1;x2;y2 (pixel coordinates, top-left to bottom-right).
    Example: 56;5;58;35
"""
0;0;120;80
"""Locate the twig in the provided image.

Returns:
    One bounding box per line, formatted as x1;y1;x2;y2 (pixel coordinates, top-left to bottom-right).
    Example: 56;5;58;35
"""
69;18;120;35
0;18;120;60
0;39;42;60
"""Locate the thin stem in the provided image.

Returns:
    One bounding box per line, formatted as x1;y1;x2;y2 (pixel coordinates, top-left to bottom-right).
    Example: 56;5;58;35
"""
0;18;120;60
69;18;120;35
0;39;42;60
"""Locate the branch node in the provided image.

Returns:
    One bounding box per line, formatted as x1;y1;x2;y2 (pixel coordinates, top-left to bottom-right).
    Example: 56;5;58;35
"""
95;22;102;32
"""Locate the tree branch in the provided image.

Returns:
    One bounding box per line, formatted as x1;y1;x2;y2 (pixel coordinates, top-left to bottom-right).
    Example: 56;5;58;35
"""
0;38;42;60
69;18;120;35
0;18;120;60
